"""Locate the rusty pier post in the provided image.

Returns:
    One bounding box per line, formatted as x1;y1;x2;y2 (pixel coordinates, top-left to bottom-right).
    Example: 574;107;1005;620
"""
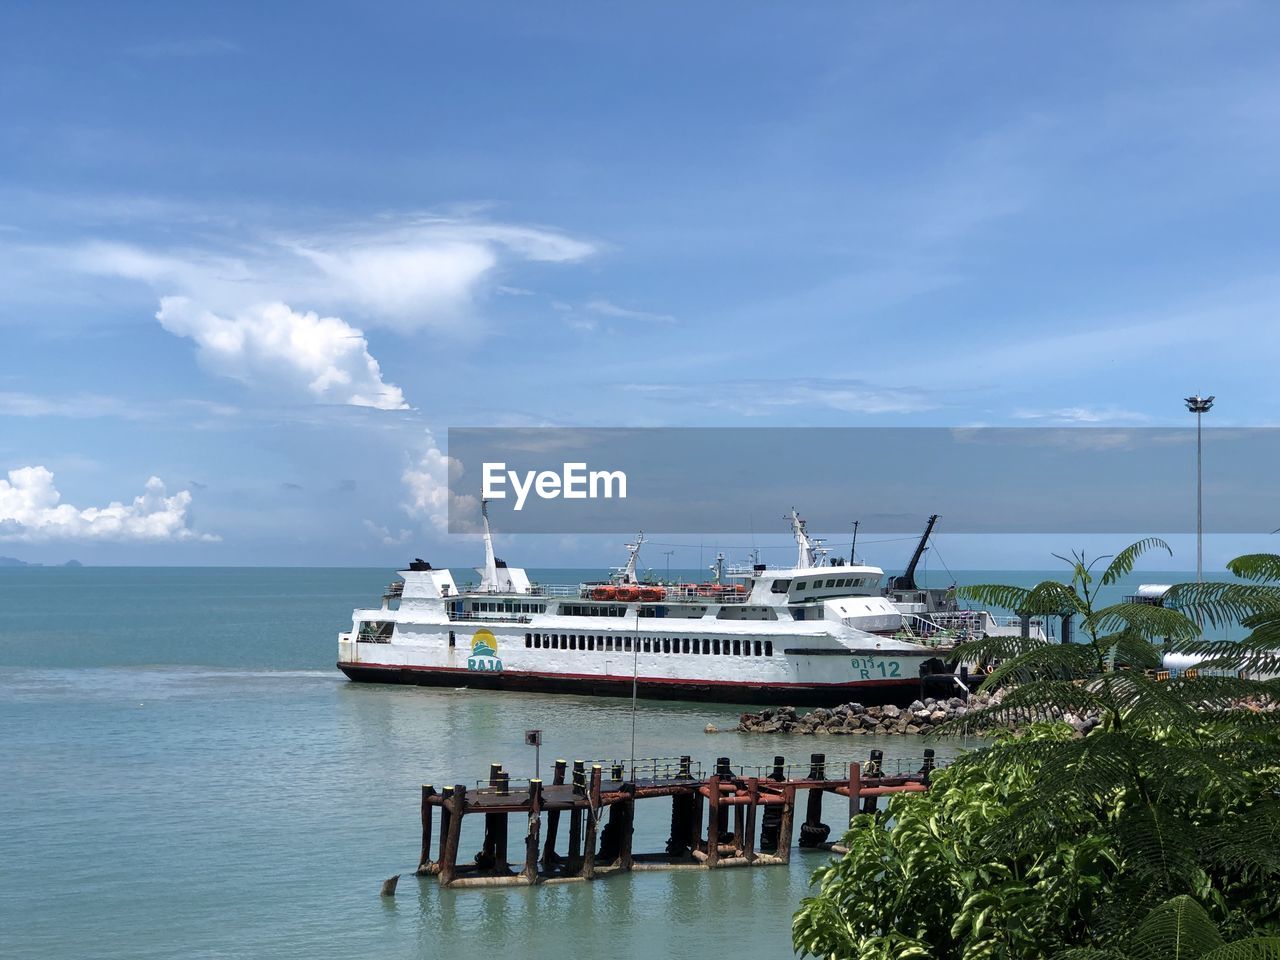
743;777;759;863
567;760;586;873
542;759;567;869
522;778;542;885
705;772;721;867
416;785;437;875
582;765;602;879
714;757;731;845
438;783;466;887
847;762;862;825
494;770;510;872
778;783;796;864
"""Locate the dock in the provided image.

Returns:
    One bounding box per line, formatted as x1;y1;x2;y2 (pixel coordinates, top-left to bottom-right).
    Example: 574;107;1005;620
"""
414;750;939;888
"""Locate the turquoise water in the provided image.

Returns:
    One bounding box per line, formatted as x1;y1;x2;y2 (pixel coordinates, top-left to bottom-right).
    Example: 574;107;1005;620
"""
0;567;1195;959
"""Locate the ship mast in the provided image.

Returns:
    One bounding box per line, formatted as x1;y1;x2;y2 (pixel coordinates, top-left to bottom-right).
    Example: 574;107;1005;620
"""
619;532;645;584
789;508;826;569
480;499;499;590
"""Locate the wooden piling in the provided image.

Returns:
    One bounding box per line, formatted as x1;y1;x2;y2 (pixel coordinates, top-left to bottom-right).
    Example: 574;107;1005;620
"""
523;778;542;885
494;771;510;872
438;783;466;887
743;777;759;863
542;759;567;868
619;787;635;871
847;762;862;825
778;784;796;865
582;765;602;879
417;785;436;875
706;773;721;867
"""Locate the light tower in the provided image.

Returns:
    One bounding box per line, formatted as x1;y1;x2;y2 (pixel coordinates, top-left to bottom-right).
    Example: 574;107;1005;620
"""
1184;394;1214;583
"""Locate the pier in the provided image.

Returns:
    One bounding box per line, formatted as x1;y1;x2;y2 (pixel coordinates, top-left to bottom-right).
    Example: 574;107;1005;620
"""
414;750;939;888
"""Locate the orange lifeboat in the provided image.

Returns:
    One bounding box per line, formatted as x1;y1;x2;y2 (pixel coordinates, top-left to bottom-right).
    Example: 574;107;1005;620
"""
615;585;641;602
591;585;617;601
639;586;666;602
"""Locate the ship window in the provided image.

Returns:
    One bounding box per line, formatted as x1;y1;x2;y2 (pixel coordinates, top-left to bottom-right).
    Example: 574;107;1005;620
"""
569;635;576;650
587;636;595;650
525;633;532;648
643;639;651;652
624;637;632;652
764;641;773;656
771;579;791;593
702;639;710;654
824;579;833;588
732;639;741;656
661;638;670;653
449;630;456;648
679;638;687;653
753;640;762;656
713;638;721;655
795;582;806;590
533;633;541;648
551;635;559;649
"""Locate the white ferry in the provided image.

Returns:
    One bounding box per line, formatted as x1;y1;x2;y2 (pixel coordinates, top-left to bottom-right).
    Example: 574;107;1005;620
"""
337;507;969;705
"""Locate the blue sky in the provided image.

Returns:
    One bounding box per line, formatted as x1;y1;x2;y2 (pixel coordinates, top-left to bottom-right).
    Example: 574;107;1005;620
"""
1;1;1278;569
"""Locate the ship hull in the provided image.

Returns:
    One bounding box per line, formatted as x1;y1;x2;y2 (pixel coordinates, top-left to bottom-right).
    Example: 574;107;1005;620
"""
337;660;924;706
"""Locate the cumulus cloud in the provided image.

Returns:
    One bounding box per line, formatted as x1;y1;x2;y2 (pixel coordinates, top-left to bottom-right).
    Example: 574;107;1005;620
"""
71;215;596;408
156;297;408;410
402;431;479;534
0;467;217;542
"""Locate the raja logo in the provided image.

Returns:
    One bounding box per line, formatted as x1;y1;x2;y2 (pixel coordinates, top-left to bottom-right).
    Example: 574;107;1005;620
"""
468;629;503;672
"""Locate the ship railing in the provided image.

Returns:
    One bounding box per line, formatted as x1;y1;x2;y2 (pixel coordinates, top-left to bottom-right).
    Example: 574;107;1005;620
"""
531;583;580;596
446;611;533;624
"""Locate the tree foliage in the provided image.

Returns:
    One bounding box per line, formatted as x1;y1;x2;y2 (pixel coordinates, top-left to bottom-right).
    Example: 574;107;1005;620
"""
794;545;1280;959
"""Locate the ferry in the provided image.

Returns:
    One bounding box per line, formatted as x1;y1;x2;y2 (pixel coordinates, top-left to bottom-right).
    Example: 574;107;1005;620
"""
335;506;1003;706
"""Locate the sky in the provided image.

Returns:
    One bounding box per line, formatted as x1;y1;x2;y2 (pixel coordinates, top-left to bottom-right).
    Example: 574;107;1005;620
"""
1;1;1279;570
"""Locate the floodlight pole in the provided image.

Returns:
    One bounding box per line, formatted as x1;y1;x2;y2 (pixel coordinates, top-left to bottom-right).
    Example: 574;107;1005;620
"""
1184;394;1215;583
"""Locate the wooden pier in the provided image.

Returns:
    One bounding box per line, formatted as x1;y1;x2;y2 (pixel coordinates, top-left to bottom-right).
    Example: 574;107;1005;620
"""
414;750;938;888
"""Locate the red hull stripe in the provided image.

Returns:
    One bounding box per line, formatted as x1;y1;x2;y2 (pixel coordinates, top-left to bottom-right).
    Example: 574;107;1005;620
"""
341;660;919;689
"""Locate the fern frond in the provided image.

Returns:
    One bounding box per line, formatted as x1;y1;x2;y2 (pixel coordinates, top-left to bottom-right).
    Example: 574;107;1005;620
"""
1165;582;1280;630
1101;539;1174;587
1129;895;1224;960
1085;603;1200;642
959;579;1084;616
1227;554;1280;583
1200;938;1280;960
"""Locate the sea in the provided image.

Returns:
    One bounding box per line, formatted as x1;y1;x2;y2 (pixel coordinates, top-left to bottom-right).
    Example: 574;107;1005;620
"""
0;566;1197;960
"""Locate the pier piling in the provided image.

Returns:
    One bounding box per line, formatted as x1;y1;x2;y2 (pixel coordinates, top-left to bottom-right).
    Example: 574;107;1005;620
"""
414;750;939;889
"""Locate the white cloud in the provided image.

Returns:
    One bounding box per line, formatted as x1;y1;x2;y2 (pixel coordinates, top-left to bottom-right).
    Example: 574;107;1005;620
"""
584;299;675;324
362;519;412;545
156;297;408;410
626;378;937;416
0;467;217;542
1013;405;1151;425
69;215;596;408
402;431;479;534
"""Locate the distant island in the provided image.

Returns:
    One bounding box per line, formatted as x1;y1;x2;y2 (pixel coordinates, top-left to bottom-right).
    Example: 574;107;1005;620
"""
0;556;83;567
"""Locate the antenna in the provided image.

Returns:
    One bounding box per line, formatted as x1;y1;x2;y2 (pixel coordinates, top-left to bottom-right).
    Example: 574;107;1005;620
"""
850;520;860;564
